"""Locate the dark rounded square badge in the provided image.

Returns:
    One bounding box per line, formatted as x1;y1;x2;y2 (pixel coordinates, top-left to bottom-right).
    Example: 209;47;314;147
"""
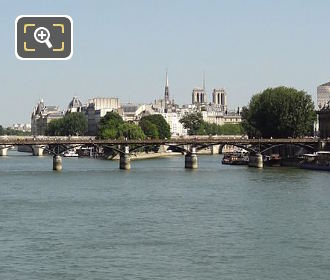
15;15;73;60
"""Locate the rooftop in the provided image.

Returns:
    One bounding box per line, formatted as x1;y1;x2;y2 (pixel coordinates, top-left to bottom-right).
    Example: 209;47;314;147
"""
319;82;330;87
68;97;83;109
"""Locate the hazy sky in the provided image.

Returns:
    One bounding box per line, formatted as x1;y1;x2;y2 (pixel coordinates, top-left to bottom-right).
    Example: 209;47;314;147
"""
1;0;330;126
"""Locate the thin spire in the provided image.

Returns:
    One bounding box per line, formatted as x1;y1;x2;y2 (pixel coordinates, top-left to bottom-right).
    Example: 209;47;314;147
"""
166;69;169;87
164;69;170;106
164;69;170;104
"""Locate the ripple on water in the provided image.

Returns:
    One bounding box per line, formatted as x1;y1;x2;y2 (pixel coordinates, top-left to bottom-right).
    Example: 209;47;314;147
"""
0;154;330;279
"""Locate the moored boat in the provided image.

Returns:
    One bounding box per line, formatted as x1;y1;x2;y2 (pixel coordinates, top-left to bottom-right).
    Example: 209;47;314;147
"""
299;151;330;171
264;154;282;167
63;150;79;158
222;152;249;165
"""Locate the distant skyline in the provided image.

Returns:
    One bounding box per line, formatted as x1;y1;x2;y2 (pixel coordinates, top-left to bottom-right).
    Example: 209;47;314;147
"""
1;0;330;126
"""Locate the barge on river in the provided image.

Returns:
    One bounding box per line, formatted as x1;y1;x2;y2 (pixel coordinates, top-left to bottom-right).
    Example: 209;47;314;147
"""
222;152;249;165
299;151;330;171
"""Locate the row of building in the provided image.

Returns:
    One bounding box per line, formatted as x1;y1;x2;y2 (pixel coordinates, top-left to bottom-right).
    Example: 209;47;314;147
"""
10;123;31;132
31;73;242;136
28;78;330;138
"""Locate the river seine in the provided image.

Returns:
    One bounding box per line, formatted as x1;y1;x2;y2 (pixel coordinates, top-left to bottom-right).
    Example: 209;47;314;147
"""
1;153;330;279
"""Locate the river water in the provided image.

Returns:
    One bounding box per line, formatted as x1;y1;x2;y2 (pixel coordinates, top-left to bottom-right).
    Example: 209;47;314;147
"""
0;152;330;279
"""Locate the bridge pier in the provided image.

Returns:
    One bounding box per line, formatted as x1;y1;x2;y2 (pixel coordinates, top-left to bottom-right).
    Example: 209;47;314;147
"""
32;145;45;156
318;140;326;151
211;145;220;155
185;147;198;169
248;153;263;168
53;155;63;171
0;145;9;156
119;146;131;170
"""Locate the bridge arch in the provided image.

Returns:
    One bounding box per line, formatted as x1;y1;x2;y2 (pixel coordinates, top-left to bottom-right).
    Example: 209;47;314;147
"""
167;142;258;154
217;143;258;154
0;145;13;150
260;143;316;154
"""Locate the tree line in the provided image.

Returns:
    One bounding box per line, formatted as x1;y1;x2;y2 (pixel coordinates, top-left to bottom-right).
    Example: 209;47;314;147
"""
97;112;171;140
46;110;243;139
179;112;243;135
46;111;171;140
46;112;88;136
0;125;31;136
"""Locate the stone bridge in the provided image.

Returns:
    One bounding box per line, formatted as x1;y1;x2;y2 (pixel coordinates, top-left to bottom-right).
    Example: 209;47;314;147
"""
0;136;328;171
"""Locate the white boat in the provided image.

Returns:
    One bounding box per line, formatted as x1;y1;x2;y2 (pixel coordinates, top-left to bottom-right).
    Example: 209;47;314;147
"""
63;150;79;157
299;151;330;171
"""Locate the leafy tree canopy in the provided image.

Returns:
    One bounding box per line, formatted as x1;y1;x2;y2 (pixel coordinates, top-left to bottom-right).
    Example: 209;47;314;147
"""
0;125;31;136
139;119;159;139
180;112;243;135
98;111;145;140
117;122;145;140
98;111;124;139
139;115;171;139
179;112;204;135
46;112;87;136
241;86;316;138
99;111;124;127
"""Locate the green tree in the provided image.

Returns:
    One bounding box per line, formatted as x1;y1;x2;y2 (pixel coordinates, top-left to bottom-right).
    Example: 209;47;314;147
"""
99;111;124;127
139;119;159;139
180;112;243;136
220;123;244;135
179;112;205;135
47;119;64;136
117;122;145;140
98;112;146;140
0;125;31;136
46;112;87;136
99;126;118;139
139;115;171;139
242;86;316;138
63;112;88;136
98;111;124;139
204;123;220;135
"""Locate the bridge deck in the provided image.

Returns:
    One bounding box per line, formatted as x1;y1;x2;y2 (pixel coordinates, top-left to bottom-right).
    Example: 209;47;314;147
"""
0;136;325;146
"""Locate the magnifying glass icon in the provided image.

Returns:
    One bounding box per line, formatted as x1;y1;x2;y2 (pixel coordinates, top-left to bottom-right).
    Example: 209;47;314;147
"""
34;27;53;49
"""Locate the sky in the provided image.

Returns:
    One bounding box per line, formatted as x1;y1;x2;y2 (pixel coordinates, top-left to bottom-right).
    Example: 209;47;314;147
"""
1;0;330;126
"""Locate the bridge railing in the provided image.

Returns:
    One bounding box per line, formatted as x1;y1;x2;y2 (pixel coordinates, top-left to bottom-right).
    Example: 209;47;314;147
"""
0;135;325;146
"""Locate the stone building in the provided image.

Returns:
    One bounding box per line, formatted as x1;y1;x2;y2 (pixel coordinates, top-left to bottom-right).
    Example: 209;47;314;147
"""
121;104;149;122
212;88;227;112
85;97;121;135
87;97;120;110
11;123;31;132
317;82;330;109
318;107;330;138
67;97;84;113
31;99;64;135
202;107;241;126
192;73;207;105
161;111;188;136
192;88;207;105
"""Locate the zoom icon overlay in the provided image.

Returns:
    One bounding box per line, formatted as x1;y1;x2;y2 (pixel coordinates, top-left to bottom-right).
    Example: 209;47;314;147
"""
15;15;73;60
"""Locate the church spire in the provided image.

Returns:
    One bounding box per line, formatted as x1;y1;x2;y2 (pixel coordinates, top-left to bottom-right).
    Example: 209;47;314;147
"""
165;70;169;103
166;70;169;88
